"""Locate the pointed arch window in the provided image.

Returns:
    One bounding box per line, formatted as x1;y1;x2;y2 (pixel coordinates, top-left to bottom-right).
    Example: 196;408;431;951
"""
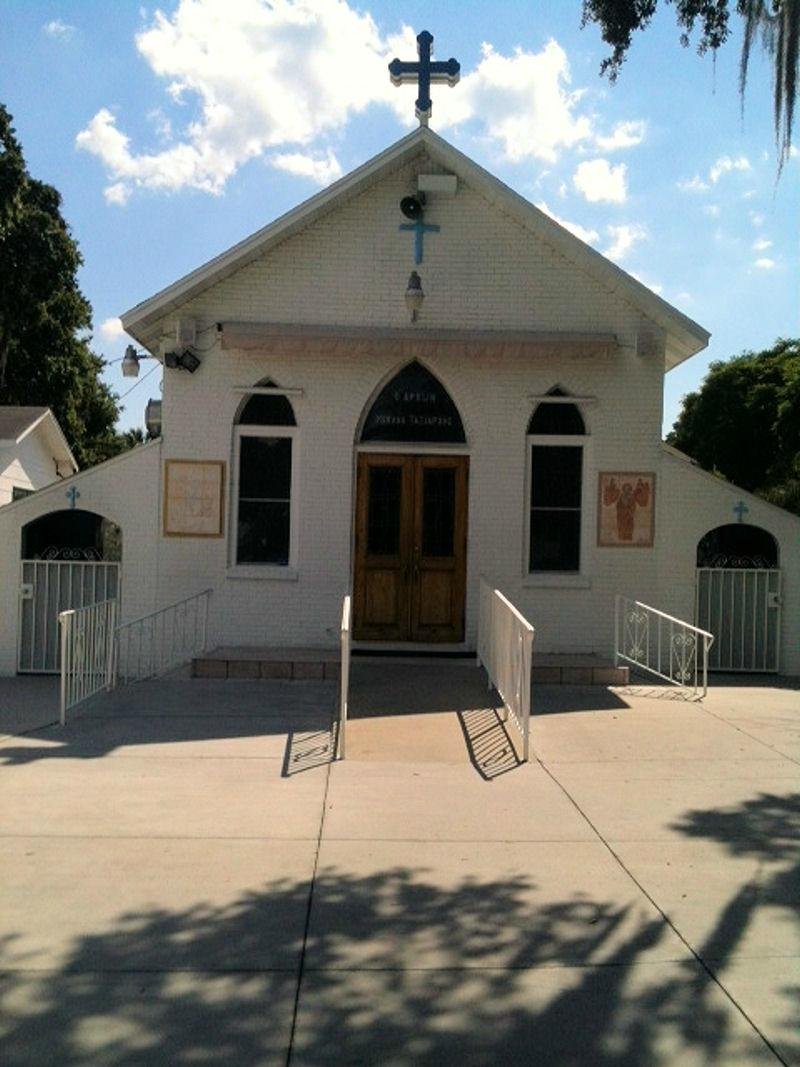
527;393;586;573
234;380;297;566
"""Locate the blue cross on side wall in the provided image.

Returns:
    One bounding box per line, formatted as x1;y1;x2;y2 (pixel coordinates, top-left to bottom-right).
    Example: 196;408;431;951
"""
66;486;81;509
400;217;441;264
388;30;460;125
733;500;749;523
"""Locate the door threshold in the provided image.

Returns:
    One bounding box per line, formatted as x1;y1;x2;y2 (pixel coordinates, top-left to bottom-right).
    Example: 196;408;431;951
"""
352;643;473;660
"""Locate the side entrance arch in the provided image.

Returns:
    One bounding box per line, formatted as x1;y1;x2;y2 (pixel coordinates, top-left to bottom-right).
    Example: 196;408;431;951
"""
695;523;781;672
19;509;121;673
353;361;469;643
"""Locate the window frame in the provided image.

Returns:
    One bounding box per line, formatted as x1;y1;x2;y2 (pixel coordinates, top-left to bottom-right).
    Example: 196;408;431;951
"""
523;431;593;586
230;423;299;577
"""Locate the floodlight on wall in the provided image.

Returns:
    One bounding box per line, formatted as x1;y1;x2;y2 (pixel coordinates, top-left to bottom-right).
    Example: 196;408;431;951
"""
121;344;143;377
405;271;425;322
164;348;202;373
145;399;162;438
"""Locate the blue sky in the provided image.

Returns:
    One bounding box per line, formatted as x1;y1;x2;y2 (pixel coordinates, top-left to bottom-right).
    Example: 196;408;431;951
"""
2;0;797;434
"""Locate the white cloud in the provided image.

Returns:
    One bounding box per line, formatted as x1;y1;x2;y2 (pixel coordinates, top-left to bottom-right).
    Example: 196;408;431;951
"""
432;40;593;163
594;120;645;152
104;182;132;206
77;3;622;202
754;257;776;270
678;175;709;193
702;204;720;217
749;211;765;227
99;317;125;340
270;149;342;185
77;0;399;202
572;158;627;203
752;237;772;252
44;19;75;40
709;154;751;183
535;201;599;244
603;223;646;261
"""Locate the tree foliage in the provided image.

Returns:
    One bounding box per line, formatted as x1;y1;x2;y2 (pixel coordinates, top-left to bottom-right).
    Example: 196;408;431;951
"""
0;103;125;468
667;338;800;514
582;1;800;166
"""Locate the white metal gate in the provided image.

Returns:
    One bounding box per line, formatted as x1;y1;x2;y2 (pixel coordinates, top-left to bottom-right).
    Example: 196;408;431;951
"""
696;568;781;672
18;560;120;673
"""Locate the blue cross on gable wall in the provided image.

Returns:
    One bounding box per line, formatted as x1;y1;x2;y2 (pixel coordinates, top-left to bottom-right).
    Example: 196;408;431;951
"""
388;30;460;126
66;486;80;509
733;500;749;523
400;218;440;264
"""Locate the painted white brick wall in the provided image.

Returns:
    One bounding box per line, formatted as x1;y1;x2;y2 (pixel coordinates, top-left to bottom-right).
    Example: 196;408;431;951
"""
149;151;667;659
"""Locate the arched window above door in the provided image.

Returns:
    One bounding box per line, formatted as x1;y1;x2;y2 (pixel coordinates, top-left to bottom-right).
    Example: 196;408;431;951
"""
360;361;466;444
697;524;778;568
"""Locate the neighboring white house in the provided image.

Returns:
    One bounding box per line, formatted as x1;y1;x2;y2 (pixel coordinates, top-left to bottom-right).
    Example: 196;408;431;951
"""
0;406;77;506
0;127;796;676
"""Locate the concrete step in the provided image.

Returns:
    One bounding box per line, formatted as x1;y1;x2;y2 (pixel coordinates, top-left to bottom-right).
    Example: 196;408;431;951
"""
192;648;629;686
192;647;340;681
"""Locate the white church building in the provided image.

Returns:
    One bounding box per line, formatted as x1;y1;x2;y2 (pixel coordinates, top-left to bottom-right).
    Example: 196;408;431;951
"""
1;125;797;677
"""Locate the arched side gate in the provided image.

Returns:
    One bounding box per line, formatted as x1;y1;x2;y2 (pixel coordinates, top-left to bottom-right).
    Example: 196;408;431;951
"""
695;523;781;672
18;509;121;674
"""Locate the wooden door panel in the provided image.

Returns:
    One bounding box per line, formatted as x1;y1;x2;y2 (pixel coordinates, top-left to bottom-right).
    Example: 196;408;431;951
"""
411;456;468;643
416;570;454;627
353;454;412;640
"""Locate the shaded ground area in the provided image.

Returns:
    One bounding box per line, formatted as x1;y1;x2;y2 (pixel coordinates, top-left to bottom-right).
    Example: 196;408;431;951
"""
0;665;797;1065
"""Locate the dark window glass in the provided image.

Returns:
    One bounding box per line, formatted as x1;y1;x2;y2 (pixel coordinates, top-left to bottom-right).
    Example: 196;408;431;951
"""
238;393;296;426
12;486;33;501
237;502;290;564
361;361;466;443
529;510;581;571
531;446;582;508
696;523;779;568
529;445;582;572
239;437;292;499
237;436;292;564
422;468;455;557
527;402;585;435
367;467;402;555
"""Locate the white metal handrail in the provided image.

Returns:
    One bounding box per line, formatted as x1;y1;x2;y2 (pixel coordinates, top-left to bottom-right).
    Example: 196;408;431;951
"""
615;594;714;698
477;577;535;762
338;594;352;759
114;589;212;686
59;598;118;724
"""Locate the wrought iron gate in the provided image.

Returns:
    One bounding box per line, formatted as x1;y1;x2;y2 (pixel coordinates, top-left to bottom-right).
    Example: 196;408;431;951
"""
695;568;781;672
18;560;120;673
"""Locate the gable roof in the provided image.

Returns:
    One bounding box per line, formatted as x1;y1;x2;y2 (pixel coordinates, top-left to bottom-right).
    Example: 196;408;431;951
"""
121;126;709;370
0;406;78;472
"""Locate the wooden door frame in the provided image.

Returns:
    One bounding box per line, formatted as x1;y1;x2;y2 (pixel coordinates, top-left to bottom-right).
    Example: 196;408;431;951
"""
352;450;469;644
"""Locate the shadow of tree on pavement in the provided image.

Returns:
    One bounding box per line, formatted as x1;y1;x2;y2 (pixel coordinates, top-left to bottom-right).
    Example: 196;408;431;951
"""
0;857;784;1066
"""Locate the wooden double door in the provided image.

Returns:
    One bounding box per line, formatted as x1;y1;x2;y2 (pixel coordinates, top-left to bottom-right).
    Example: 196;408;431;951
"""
353;454;468;642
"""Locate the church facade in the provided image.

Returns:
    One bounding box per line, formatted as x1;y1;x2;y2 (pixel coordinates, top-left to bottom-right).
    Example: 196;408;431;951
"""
1;127;797;676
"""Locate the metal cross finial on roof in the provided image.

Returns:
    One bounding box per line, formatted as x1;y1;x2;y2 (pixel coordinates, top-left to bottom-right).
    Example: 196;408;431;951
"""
388;30;460;126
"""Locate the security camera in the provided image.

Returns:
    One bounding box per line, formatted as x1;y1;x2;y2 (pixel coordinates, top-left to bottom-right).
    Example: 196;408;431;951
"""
400;194;426;220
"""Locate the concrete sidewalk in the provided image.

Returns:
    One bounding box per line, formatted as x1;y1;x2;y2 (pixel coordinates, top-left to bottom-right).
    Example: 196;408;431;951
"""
0;665;797;1065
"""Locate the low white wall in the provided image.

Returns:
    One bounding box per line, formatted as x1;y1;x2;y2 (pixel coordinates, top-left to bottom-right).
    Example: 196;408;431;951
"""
0;442;161;675
657;447;800;676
